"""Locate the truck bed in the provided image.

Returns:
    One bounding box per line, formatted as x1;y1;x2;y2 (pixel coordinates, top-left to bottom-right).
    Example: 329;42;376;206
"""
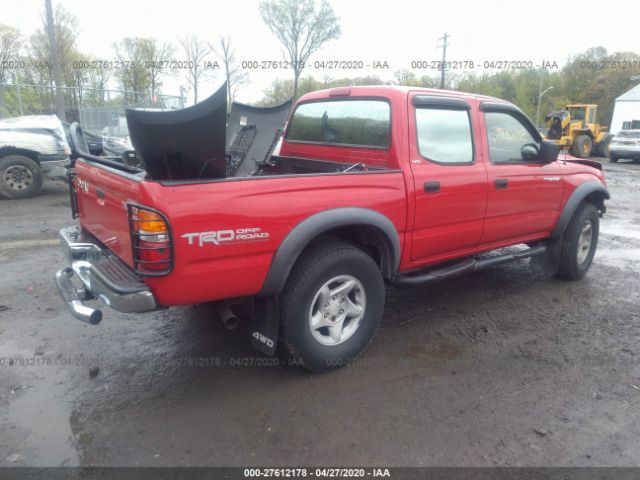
73;156;406;306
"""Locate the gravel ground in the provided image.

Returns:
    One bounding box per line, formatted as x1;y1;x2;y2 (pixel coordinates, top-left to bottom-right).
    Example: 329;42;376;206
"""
1;161;640;467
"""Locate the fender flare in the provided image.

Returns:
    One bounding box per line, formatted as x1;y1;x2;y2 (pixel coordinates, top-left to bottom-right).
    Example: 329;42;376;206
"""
258;207;401;297
0;147;41;165
550;181;610;240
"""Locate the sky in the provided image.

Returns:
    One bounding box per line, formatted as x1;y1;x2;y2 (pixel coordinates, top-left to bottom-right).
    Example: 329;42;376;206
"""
4;0;638;104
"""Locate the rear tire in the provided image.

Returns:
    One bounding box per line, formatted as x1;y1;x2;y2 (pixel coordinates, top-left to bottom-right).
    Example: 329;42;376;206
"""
571;135;593;158
0;155;44;199
609;154;619;163
556;202;599;280
280;239;385;372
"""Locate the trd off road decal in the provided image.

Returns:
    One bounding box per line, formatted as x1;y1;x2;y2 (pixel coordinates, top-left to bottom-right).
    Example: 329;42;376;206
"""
181;227;270;247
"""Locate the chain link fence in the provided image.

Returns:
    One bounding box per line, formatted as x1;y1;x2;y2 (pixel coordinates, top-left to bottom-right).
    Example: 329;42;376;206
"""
0;83;183;135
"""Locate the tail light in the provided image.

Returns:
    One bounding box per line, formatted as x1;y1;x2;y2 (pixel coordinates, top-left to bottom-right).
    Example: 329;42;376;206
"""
127;204;173;276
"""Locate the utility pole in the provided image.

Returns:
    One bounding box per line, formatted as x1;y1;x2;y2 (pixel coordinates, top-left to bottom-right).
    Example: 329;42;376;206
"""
536;70;553;128
45;0;65;121
438;33;449;89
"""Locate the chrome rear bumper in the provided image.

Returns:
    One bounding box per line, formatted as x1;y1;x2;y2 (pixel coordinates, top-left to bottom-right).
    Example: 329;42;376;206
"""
55;226;157;324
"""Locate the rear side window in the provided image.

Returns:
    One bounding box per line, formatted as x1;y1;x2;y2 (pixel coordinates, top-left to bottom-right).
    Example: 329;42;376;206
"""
415;108;473;164
286;100;390;148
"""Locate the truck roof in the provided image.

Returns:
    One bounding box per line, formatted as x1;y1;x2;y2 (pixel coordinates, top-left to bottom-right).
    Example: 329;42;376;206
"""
297;85;508;105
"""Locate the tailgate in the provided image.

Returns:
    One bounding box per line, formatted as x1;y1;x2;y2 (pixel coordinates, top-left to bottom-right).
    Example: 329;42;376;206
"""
73;159;143;268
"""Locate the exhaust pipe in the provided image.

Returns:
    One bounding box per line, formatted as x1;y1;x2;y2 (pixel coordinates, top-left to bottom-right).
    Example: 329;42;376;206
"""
54;267;102;325
216;304;238;330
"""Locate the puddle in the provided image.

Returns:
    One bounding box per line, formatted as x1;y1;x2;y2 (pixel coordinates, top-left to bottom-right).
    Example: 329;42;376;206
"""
0;340;79;466
601;224;640;242
596;248;640;273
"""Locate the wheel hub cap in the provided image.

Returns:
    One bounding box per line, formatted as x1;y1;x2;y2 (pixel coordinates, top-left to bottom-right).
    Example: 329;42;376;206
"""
4;165;33;191
308;275;366;346
577;220;593;264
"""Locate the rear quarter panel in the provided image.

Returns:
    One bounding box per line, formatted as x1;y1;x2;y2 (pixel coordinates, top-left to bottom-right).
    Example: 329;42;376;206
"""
142;172;407;306
75;160;142;267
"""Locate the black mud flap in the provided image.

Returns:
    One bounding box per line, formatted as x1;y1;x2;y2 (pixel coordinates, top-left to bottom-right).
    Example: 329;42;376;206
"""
250;297;279;356
530;240;562;275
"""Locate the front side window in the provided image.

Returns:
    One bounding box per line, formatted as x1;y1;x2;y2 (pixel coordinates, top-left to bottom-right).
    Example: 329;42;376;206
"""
484;112;538;163
286;99;390;148
415;108;473;164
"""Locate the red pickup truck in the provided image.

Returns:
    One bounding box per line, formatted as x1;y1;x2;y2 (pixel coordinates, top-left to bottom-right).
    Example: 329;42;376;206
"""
55;85;609;371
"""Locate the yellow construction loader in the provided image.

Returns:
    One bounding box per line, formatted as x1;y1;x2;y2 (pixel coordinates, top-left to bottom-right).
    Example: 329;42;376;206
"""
544;104;614;158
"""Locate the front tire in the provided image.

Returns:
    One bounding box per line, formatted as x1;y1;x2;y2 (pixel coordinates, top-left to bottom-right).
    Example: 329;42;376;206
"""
571;135;593;158
280;239;385;372
556;202;599;280
0;155;44;199
609;154;619;163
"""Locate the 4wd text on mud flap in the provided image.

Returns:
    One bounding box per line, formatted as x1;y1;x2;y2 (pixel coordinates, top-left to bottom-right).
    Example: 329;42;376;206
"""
252;331;275;348
182;228;270;247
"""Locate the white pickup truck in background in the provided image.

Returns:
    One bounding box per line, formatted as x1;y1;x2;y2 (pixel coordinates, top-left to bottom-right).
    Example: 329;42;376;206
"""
0;114;71;199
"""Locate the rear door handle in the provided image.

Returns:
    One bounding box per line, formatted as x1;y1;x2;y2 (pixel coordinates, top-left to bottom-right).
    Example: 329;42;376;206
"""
424;181;441;193
495;178;508;189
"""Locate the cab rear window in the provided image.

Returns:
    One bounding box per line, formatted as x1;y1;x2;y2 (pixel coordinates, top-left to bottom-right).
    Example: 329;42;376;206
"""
286;99;390;148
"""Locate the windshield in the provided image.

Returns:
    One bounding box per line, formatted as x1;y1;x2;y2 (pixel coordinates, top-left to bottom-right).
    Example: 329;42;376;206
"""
570;107;586;121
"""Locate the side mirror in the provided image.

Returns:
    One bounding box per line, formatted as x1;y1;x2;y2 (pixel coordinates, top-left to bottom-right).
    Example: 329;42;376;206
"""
538;140;559;163
521;143;539;161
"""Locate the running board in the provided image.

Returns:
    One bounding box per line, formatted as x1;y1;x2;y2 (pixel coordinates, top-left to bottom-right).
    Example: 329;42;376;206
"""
391;245;547;286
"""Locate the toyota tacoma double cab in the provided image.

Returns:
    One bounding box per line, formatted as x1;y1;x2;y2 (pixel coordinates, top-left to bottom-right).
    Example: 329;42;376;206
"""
55;84;609;371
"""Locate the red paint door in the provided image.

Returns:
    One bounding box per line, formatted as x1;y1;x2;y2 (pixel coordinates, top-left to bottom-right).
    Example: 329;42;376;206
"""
408;93;488;265
479;110;563;246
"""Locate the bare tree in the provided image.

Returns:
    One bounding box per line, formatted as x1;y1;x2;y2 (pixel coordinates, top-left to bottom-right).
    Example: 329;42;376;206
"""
140;39;174;102
179;35;213;104
114;38;152;103
85;62;110;106
393;69;417;86
29;4;79;114
259;0;341;103
113;38;174;105
0;25;21;85
214;35;248;112
0;24;22;114
67;50;89;107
